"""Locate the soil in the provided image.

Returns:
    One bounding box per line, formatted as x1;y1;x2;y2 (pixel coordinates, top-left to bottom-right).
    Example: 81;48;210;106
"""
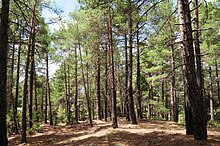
8;118;220;146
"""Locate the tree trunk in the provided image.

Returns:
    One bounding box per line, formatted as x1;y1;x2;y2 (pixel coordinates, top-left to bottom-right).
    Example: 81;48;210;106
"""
136;23;142;120
64;62;69;124
41;85;44;121
22;0;37;140
0;0;10;145
14;28;22;134
104;47;108;122
119;81;124;116
170;41;178;122
29;26;36;129
34;66;38;113
193;0;206;124
147;78;153;119
96;49;101;120
124;34;130;121
74;47;78;123
177;0;207;140
215;59;220;108
79;43;93;127
165;81;169;120
127;0;137;124
46;51;53;125
22;26;31;144
44;75;48;124
29;39;35;129
67;64;71;123
183;66;194;135
10;41;15;132
209;66;214;121
107;2;118;128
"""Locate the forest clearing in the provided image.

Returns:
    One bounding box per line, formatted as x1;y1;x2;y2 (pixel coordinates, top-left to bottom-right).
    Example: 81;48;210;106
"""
8;119;220;146
1;0;220;145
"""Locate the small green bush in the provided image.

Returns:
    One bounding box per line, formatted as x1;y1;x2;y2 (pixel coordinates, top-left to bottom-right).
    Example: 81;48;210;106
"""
32;123;44;133
208;120;220;128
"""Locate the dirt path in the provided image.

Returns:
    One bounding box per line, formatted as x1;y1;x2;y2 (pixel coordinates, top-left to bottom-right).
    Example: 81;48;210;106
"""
8;119;220;146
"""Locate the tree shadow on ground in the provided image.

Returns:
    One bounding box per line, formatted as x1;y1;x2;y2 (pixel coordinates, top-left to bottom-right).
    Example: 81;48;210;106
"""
65;131;220;146
8;120;220;146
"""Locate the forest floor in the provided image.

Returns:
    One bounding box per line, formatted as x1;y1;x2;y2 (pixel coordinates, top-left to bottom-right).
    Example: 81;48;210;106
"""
8;118;220;146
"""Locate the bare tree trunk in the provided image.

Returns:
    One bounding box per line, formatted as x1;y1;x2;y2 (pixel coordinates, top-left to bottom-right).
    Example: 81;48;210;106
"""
118;80;124;116
22;26;31;144
170;42;178;122
46;51;53;125
161;77;165;119
34;67;38;112
107;2;118;128
127;0;137;124
177;0;207;140
96;49;101;120
74;47;78;123
14;28;22;134
44;75;48;124
64;62;69;124
10;41;15;132
67;64;71;123
41;85;44;121
0;0;10;145
216;59;220;107
79;43;93;127
147;78;153;119
29;39;35;129
182;64;194;135
209;66;214;121
22;0;37;141
136;23;142;120
165;81;169;120
104;47;108;122
193;0;206;124
124;34;130;121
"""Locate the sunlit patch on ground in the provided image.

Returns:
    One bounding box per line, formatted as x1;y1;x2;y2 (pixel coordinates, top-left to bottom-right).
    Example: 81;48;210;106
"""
8;118;220;146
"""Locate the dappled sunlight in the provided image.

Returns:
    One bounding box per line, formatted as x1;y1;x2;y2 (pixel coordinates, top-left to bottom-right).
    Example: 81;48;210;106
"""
8;119;220;146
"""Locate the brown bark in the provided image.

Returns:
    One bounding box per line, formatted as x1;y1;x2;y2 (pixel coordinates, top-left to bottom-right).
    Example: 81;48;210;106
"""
182;64;194;135
193;0;206;124
107;2;118;128
165;81;169;120
209;66;214;121
161;77;165;119
79;43;93;127
22;26;31;144
147;77;153;119
127;0;137;124
96;49;101;120
74;47;78;122
170;42;178;122
178;0;207;140
22;0;37;141
67;64;71;123
104;47;108;122
14;28;22;134
44;75;48;124
124;34;130;121
46;51;53;125
11;41;15;132
136;23;142;120
34;67;38;112
41;84;44;121
29;37;35;129
0;0;10;145
64;62;69;124
216;60;220;107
